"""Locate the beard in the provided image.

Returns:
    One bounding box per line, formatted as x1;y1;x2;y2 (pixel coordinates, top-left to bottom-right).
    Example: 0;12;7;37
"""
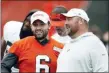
68;29;74;36
34;30;48;41
65;24;72;36
20;28;33;39
65;24;78;37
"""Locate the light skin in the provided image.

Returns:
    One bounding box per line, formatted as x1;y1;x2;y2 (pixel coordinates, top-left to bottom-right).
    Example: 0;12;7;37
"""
55;26;67;36
31;20;50;42
65;16;89;39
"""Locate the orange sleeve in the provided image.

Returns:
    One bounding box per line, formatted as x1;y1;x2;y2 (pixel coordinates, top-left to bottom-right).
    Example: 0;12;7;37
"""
52;38;64;49
8;41;21;56
51;38;64;57
9;36;34;57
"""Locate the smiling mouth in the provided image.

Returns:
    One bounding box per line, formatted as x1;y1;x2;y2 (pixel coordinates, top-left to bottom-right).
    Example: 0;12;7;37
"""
35;32;43;35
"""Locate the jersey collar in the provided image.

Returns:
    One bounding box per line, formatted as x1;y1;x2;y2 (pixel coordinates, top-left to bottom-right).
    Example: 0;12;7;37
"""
70;32;94;43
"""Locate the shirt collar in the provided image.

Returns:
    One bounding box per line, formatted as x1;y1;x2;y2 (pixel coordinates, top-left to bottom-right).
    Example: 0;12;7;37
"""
70;32;94;43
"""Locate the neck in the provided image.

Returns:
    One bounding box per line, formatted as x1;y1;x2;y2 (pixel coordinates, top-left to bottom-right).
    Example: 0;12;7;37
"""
70;25;88;39
38;35;49;43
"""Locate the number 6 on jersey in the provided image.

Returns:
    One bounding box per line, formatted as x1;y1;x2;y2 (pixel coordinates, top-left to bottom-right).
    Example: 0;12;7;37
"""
36;55;50;72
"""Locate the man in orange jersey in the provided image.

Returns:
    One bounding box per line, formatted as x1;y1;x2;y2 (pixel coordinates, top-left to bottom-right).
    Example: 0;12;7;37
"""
1;11;63;73
1;9;40;72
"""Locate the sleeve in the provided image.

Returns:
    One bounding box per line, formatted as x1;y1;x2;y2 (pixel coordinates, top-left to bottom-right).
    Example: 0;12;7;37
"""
1;53;18;73
8;41;21;56
90;42;108;72
53;46;63;57
52;39;64;57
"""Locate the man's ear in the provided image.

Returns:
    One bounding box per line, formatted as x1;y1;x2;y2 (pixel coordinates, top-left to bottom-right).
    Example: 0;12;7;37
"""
49;25;51;29
78;20;82;25
48;21;51;29
78;18;83;25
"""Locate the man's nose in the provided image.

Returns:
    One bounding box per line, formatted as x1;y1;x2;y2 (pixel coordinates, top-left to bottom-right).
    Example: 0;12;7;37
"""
36;26;42;30
65;20;69;24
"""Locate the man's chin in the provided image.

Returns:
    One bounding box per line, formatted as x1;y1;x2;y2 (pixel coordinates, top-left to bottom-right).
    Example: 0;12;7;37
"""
34;33;48;41
36;37;42;39
35;36;45;40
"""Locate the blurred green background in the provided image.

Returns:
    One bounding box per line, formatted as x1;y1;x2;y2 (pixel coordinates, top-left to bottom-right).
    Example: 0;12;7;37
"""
87;1;108;33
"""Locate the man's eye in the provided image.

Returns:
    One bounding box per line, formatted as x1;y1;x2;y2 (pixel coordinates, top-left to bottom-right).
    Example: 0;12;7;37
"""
33;23;37;26
41;23;45;25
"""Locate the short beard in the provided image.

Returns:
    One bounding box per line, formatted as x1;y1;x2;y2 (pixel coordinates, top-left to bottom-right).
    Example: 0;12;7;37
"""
68;30;73;36
35;31;48;41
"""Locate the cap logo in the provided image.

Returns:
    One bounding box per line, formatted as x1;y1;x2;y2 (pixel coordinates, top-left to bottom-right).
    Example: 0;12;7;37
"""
33;14;44;17
78;13;81;15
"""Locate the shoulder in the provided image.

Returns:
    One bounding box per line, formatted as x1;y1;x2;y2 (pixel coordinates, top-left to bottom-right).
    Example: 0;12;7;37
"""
81;33;102;45
86;34;104;46
51;33;61;42
16;36;35;44
51;33;59;38
50;38;64;48
10;36;35;47
84;34;107;52
9;36;35;55
4;21;23;30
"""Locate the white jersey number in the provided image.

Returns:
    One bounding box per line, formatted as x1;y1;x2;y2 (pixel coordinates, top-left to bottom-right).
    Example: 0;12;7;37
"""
36;55;50;72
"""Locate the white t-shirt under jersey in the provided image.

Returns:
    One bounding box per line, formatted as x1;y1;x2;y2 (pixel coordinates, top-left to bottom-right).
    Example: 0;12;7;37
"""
57;32;108;72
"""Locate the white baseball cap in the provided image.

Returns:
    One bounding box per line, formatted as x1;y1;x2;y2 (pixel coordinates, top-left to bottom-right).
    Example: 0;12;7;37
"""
31;11;50;24
62;8;90;22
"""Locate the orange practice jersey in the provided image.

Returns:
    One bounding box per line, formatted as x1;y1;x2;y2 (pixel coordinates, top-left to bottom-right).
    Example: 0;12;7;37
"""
9;36;63;73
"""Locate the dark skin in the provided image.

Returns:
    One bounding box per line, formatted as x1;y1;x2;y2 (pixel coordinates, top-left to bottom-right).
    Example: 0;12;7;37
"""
55;26;67;36
22;16;31;31
19;16;33;39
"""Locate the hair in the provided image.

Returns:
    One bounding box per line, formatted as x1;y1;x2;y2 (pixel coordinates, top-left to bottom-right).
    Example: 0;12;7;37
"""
48;21;50;25
52;5;68;14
